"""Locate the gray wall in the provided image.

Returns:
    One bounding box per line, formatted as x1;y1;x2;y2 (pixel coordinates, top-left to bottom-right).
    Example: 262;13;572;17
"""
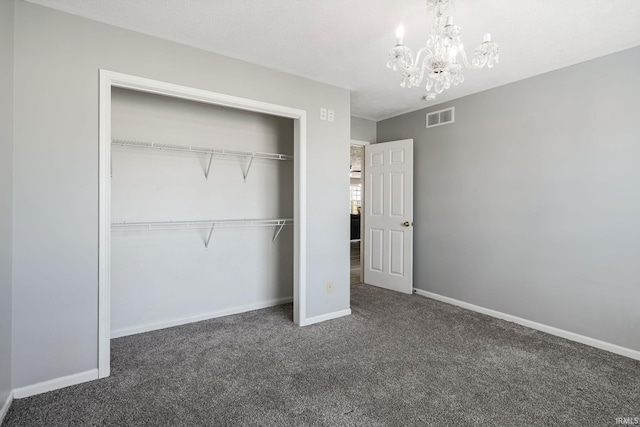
351;116;376;142
111;89;293;335
378;46;640;352
13;1;350;389
0;0;14;407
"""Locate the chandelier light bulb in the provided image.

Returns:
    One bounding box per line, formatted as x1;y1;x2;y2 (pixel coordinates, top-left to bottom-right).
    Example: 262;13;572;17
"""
396;25;405;45
387;0;499;101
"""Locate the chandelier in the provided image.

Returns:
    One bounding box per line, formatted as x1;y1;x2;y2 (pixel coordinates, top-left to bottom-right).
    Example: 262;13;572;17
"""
387;0;499;101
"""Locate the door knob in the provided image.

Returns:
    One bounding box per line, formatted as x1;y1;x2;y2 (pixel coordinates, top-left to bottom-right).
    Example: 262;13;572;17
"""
403;221;412;227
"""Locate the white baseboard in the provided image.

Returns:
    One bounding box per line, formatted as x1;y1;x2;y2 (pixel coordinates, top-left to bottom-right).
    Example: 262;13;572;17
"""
13;369;99;399
0;391;13;424
111;297;294;339
301;308;352;326
413;288;640;361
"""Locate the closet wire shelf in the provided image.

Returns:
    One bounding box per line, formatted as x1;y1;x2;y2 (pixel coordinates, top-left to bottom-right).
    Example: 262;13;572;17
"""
111;218;293;248
111;139;293;182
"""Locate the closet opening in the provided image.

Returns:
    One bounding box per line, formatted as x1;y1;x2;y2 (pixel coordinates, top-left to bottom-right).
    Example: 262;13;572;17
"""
99;71;308;379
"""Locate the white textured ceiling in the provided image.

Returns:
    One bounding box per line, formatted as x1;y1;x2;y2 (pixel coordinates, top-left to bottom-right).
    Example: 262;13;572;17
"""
25;0;640;121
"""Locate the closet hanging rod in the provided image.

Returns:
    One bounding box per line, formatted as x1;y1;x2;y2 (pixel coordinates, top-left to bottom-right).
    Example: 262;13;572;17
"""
112;139;294;161
111;218;293;231
112;218;293;247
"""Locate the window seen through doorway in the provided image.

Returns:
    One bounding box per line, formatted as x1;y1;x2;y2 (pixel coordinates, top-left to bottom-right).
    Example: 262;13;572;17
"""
350;184;361;214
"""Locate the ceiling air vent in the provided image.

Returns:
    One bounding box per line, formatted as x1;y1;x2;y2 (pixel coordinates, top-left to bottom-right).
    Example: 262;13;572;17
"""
426;107;455;128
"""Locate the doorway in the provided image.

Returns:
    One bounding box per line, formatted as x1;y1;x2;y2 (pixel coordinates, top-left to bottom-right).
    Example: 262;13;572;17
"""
362;139;414;294
350;140;369;285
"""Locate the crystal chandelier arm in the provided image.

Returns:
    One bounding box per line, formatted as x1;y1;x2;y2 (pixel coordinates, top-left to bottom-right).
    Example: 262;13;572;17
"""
412;47;435;86
461;34;500;70
413;47;434;67
457;45;482;69
392;46;433;70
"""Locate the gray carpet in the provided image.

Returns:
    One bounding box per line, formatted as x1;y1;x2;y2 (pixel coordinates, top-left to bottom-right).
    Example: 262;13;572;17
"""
4;284;639;426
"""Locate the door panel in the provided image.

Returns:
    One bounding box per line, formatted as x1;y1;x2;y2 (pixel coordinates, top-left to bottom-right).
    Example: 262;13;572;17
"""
390;149;405;165
363;139;413;294
370;228;384;272
390;172;404;217
389;230;404;276
371;173;384;216
371;151;384;167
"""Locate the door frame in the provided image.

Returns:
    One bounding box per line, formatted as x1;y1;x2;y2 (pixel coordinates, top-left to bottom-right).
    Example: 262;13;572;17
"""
98;70;308;378
350;139;369;284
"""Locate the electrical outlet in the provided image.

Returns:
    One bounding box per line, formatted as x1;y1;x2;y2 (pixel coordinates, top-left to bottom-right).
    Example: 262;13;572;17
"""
320;108;327;121
328;109;335;122
327;282;334;293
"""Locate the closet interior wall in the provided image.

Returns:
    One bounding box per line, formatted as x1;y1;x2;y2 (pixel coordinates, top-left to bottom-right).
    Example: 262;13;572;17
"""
111;88;294;337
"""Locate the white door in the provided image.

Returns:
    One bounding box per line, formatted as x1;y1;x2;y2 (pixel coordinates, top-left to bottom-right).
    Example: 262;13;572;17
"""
363;139;413;294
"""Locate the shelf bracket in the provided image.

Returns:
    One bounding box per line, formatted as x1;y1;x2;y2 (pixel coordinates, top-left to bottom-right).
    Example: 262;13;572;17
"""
243;154;255;183
272;221;286;243
204;153;214;181
204;224;215;249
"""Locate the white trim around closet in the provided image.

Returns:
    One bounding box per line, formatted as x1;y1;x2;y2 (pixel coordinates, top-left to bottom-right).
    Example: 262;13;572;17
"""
13;369;99;399
111;297;294;339
0;391;12;424
98;70;308;379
